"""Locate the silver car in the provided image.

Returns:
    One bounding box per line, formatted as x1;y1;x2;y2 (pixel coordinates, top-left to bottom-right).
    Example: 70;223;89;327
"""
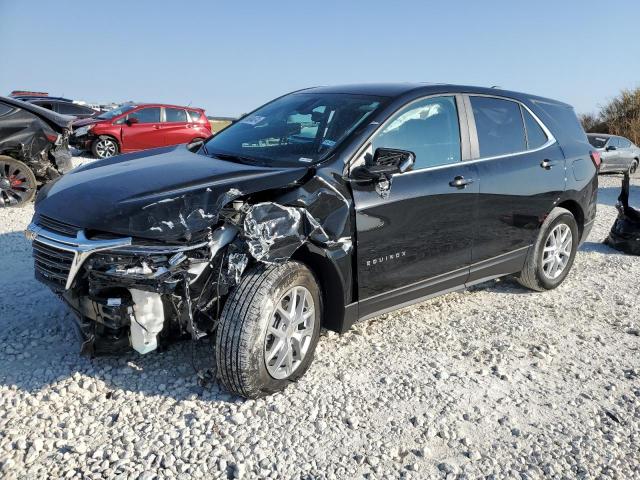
588;133;639;174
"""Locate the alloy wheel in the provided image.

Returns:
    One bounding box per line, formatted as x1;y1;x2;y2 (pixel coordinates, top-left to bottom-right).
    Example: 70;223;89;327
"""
0;159;36;206
541;223;573;280
95;139;117;158
264;286;316;379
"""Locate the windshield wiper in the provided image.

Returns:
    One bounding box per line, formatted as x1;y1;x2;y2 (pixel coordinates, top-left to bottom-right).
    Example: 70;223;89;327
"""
209;152;265;165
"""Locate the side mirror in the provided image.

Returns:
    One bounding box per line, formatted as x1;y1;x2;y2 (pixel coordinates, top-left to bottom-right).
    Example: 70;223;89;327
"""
126;117;139;126
187;138;204;152
606;145;617;151
352;148;415;181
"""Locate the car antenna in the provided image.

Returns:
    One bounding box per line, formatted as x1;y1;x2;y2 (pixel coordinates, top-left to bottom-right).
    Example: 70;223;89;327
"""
491;85;502;89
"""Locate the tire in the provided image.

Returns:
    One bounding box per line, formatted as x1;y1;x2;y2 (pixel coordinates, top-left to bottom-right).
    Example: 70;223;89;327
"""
0;156;37;207
91;136;119;159
215;261;322;398
630;159;638;175
518;207;579;291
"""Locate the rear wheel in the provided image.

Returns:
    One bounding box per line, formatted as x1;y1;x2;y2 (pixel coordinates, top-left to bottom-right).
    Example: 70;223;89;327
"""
215;261;322;398
91;136;119;159
0;156;37;207
518;207;579;291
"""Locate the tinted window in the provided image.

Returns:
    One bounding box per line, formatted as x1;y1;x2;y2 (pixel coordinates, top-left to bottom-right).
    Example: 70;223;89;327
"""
34;101;54;111
165;108;187;123
610;137;621;148
129;107;160;124
0;102;12;116
471;97;526;157
522;107;548;149
57;103;93;115
532;101;587;143
372;96;461;170
619;137;631;148
588;135;608;148
188;110;203;122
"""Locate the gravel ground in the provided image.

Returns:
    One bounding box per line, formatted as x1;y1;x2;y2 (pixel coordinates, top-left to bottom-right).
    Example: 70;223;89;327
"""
1;159;639;480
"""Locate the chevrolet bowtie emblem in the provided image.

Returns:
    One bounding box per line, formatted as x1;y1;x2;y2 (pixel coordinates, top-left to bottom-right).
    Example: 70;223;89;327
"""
24;229;38;241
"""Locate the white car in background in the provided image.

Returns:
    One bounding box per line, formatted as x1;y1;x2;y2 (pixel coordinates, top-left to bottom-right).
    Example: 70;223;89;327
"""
588;133;639;174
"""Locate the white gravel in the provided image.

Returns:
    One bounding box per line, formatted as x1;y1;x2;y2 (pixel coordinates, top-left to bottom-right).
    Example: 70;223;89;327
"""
1;160;639;479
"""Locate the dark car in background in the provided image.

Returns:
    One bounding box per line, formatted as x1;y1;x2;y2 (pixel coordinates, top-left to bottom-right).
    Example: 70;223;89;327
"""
12;96;100;119
26;84;598;398
71;103;212;159
587;133;639;174
0;96;73;207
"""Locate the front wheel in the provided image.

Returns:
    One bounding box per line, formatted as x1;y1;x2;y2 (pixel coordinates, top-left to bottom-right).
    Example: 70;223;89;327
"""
215;261;322;398
518;207;579;291
91;136;119;159
630;160;638;175
0;156;37;207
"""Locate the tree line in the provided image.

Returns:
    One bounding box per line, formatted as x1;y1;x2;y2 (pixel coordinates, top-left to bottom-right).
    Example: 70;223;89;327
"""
580;87;640;144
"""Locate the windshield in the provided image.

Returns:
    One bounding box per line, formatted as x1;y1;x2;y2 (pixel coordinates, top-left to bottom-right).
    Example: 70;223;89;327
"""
587;135;609;148
202;92;385;165
97;104;136;120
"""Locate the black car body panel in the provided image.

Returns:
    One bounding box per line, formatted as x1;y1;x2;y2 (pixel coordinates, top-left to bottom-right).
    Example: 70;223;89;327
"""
26;83;598;355
36;144;309;241
0;96;74;185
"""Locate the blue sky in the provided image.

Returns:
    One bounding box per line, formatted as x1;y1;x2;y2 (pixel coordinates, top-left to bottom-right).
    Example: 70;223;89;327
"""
1;0;638;117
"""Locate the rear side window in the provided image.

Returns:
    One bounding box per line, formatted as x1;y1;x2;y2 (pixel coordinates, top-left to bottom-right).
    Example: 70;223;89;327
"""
129;107;160;123
470;97;526;157
619;137;631;148
372;96;461;170
0;102;12;116
165;108;188;123
532;101;587;144
57;103;94;115
522;108;548;149
188;110;203;122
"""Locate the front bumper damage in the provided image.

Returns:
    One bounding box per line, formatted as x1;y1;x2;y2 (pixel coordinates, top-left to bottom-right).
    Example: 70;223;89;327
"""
27;177;353;355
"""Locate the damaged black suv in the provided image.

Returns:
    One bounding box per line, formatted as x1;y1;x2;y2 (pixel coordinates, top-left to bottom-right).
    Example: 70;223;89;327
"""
0;96;73;207
27;84;598;398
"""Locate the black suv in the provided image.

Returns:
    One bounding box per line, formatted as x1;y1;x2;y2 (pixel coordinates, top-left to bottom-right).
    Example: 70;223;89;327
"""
26;84;598;398
14;96;99;119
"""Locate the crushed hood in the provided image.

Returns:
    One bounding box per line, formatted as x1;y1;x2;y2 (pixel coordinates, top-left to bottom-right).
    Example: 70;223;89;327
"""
35;145;309;241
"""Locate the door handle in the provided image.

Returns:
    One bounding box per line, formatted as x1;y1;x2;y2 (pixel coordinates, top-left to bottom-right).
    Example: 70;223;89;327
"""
540;159;556;170
449;176;474;188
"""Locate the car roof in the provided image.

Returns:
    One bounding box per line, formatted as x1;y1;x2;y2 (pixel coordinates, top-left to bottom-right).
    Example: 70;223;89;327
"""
0;96;74;129
131;103;204;110
296;83;572;107
13;96;73;102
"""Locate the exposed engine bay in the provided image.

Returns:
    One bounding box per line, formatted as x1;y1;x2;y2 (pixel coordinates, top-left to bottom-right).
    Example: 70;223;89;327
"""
27;170;353;355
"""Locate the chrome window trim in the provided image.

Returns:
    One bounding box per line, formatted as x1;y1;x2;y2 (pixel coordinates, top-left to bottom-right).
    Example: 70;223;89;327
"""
347;93;466;174
464;93;557;162
347;92;558;176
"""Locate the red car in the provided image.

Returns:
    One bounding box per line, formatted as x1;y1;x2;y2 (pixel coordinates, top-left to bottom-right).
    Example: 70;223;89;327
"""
71;103;212;159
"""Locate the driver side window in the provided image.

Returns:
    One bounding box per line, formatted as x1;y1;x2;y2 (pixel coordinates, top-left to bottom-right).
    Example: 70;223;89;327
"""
371;96;461;170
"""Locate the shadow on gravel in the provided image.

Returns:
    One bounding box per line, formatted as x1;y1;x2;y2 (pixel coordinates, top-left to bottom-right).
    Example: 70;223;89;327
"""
597;174;639;207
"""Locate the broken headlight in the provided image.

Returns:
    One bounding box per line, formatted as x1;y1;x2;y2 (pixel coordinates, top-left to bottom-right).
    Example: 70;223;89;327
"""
73;125;93;137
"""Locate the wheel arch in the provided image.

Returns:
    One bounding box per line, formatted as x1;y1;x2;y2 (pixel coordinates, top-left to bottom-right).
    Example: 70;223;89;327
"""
291;243;350;333
556;199;584;237
95;134;120;147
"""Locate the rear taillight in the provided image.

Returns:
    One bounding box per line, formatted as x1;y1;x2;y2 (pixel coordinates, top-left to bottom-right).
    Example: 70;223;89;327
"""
590;150;601;169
